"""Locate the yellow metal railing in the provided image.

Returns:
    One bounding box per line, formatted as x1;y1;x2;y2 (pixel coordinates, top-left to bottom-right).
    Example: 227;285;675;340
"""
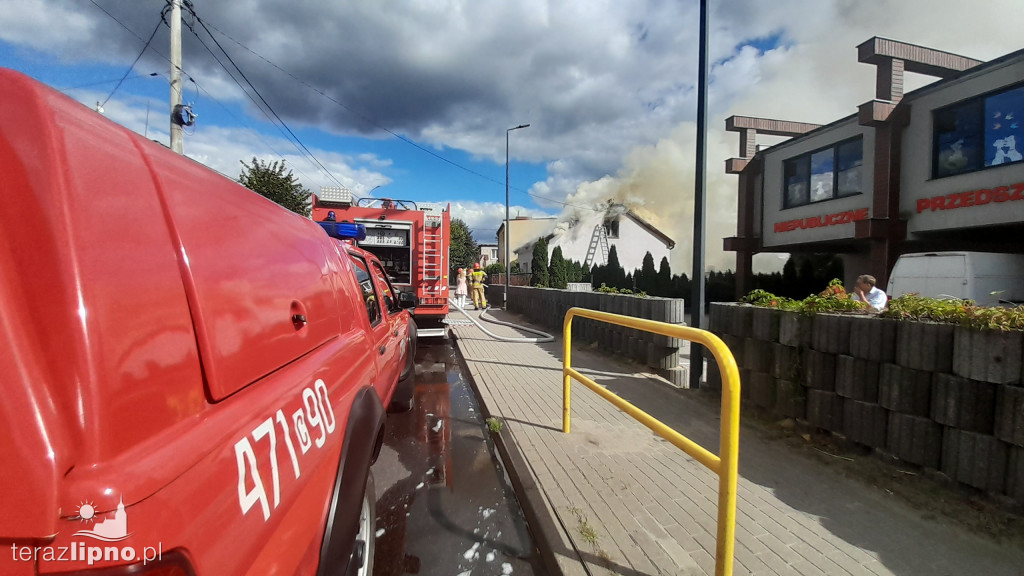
562;307;741;576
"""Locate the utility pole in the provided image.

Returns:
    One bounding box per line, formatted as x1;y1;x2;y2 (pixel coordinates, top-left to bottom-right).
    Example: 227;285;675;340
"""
169;0;184;154
689;0;709;390
505;123;530;309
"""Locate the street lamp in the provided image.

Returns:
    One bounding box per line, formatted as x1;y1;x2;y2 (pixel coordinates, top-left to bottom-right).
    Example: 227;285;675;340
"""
505;123;530;309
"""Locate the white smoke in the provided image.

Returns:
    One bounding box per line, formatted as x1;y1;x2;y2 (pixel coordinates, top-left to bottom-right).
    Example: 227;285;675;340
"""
542;0;1024;275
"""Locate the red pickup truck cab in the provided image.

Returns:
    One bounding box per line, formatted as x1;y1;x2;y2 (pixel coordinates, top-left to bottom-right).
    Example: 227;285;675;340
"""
0;68;415;576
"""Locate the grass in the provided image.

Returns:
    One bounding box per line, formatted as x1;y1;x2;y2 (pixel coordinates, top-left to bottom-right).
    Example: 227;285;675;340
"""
485;417;503;433
566;506;613;566
567;506;600;545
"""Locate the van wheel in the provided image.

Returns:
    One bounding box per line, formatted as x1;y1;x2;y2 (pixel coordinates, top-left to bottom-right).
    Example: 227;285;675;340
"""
353;471;376;576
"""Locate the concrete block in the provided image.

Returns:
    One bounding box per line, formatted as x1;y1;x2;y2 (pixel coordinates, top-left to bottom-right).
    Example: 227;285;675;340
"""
779;310;812;348
704;353;722;392
628;336;642;363
743;338;774;373
941;428;1008;493
835;355;881;402
952;328;1023;385
995;384;1024;447
802;349;836;391
731;305;754;336
739;369;752;402
771;343;801;381
843;399;889;449
751;307;782;342
665;298;686;324
886;412;943;469
806;390;844;433
750;372;777;411
1008;446;1024;503
848;316;897;363
896;321;954;372
878;363;933;417
931;373;996;434
654;367;688;389
811;314;852;355
709;303;731;335
646;345;680;370
721;334;745;367
648;299;671;346
775;380;807;420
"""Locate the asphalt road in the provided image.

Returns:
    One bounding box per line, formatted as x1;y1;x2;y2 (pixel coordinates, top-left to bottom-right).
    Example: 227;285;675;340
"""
371;339;544;576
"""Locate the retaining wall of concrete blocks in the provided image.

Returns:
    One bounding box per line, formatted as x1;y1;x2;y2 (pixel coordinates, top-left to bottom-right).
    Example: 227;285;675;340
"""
491;285;688;386
708;302;1024;506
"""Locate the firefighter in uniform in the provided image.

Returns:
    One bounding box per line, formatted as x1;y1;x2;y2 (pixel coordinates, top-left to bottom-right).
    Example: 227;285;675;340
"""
470;262;488;309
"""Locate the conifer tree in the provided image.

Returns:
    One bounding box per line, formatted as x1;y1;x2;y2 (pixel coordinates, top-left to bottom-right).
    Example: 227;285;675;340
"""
530;238;550;287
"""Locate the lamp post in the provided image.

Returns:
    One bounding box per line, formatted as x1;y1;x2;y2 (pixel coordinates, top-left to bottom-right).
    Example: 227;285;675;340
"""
505;123;530;309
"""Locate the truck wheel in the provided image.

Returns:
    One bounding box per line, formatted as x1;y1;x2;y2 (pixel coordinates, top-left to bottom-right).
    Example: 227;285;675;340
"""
353;471;376;576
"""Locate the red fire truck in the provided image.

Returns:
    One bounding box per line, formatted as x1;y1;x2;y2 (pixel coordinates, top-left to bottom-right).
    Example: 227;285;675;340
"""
313;189;451;337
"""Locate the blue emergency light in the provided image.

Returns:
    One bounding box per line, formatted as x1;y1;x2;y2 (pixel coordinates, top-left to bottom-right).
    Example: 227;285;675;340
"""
318;221;367;241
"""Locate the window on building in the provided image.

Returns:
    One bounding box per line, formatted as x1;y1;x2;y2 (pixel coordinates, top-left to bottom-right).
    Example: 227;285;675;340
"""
782;137;863;209
784;156;809;208
836;139;863;196
604;218;620;238
933;83;1024;178
809;149;834;202
491;248;499;259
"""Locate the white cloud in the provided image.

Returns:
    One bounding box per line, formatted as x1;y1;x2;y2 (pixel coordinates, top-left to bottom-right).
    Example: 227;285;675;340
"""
4;0;1023;278
445;200;552;243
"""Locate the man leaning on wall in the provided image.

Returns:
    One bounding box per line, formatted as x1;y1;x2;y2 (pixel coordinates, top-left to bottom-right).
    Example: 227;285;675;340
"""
852;274;888;312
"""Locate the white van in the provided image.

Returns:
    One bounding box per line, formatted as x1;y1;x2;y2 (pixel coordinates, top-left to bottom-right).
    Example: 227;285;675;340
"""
887;252;1024;306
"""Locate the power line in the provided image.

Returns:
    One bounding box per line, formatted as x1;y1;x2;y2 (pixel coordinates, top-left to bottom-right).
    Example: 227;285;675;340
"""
85;1;322;186
90;1;592;213
181;4;346;190
197;19;600;213
101;15;165;107
59;72;157;93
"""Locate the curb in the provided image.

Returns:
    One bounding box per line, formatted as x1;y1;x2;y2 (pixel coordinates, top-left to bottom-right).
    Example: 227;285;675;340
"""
450;331;587;576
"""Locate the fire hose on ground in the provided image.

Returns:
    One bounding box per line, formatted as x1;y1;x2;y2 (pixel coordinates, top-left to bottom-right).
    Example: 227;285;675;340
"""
447;287;554;343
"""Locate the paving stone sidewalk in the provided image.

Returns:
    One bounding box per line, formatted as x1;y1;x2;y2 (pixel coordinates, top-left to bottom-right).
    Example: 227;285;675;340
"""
451;309;1024;576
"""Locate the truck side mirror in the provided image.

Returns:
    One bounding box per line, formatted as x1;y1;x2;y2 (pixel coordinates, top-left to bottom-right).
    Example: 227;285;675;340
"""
398;291;418;309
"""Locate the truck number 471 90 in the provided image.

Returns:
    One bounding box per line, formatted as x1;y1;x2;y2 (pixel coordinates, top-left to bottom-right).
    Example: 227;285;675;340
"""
234;379;337;521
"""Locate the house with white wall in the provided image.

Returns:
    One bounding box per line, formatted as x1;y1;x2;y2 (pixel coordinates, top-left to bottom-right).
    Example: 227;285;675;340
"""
478;243;499;267
514;206;675;274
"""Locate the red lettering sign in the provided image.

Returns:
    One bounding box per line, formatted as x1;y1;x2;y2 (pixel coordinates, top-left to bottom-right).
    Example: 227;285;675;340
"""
915;181;1024;213
773;208;869;234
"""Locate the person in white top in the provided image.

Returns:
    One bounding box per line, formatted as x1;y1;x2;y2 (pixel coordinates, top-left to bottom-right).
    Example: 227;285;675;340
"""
852;274;888;311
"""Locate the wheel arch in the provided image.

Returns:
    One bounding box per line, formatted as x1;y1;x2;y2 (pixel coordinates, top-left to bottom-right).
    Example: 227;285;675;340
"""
316;386;385;576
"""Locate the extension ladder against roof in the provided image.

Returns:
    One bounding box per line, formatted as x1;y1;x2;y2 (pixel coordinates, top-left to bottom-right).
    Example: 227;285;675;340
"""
583;224;610;267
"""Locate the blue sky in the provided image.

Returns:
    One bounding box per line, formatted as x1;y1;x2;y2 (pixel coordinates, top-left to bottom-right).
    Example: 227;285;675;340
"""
2;0;1020;268
0;36;548;240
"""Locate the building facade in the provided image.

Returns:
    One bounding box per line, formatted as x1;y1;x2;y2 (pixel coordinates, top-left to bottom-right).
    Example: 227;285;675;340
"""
478;243;499;267
725;37;1024;296
514;208;674;274
496;216;557;265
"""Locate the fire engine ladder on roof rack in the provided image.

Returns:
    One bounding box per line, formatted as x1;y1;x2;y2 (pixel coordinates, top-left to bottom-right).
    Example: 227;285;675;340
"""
583;224;610;268
422;218;444;281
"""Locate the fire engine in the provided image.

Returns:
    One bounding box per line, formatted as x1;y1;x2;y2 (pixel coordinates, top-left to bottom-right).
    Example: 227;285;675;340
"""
313;188;451;337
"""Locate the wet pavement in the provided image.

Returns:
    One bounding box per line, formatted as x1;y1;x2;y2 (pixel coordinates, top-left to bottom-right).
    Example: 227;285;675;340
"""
371;339;544;576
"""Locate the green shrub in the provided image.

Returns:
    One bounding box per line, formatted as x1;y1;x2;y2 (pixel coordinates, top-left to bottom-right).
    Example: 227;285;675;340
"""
741;279;866;315
595;283;647;297
740;282;1024;331
881;293;1024;331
